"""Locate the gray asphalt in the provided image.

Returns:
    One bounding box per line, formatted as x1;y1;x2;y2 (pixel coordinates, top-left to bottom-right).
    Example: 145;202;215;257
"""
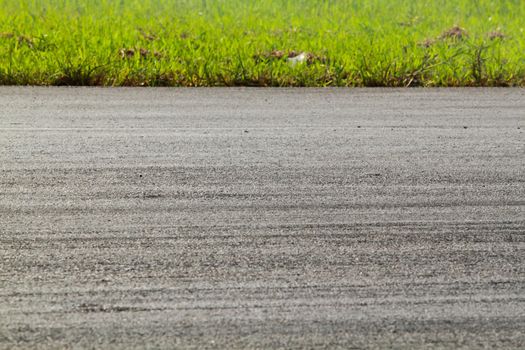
0;87;524;349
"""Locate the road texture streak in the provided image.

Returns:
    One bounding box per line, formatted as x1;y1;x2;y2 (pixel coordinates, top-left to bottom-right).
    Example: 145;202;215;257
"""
0;88;524;349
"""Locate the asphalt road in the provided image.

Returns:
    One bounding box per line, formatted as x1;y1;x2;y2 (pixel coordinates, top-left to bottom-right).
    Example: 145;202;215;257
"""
1;87;524;349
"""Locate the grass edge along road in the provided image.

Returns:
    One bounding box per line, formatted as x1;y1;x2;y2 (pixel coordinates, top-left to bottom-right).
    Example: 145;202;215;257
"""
1;0;525;87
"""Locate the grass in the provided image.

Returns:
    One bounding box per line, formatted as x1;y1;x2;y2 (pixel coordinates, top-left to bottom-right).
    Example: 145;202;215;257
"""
1;0;525;87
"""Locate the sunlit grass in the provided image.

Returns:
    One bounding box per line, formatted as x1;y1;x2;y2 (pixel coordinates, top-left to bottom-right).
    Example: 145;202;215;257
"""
1;0;524;86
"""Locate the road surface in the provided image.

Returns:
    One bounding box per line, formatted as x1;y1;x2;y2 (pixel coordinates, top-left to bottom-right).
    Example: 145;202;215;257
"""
1;87;524;349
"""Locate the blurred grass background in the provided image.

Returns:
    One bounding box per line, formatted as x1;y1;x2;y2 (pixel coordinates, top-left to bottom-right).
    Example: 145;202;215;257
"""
0;0;524;86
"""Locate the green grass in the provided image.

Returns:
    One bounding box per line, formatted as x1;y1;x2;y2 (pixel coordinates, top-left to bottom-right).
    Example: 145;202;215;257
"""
1;0;525;86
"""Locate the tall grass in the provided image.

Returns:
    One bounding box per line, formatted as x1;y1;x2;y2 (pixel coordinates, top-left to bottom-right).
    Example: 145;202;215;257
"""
0;0;524;86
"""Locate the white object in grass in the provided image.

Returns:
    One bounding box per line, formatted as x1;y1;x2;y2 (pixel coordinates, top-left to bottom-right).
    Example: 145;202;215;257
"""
288;52;306;66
